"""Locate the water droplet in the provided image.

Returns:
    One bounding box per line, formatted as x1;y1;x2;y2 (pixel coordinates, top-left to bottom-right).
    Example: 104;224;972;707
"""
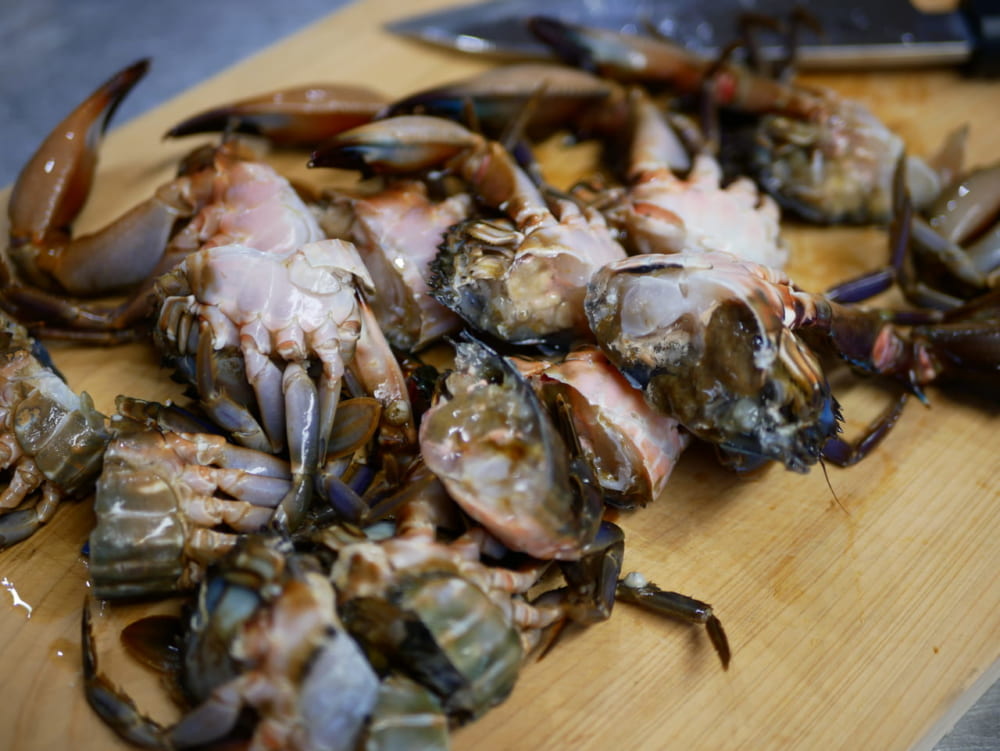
1;577;33;618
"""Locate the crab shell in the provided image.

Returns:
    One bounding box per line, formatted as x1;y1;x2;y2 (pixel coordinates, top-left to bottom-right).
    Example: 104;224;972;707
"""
586;251;840;472
419;340;603;558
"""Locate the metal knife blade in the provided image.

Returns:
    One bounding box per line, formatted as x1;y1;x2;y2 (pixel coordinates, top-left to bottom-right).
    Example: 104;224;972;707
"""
385;0;997;72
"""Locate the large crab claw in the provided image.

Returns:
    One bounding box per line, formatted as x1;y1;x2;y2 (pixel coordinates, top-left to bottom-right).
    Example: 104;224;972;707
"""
309;114;485;176
166;83;387;147
4;59;215;340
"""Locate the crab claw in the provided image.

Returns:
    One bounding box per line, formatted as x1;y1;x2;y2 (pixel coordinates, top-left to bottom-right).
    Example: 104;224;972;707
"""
9;59;149;250
166;83;387;147
309;114;483;175
383;63;626;141
2;59;218;339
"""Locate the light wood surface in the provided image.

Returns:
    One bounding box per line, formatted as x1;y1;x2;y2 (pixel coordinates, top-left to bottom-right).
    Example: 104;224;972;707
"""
0;1;997;750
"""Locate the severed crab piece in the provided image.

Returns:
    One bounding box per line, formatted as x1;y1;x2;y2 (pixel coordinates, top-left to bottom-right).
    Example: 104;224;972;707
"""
512;346;689;508
154;238;415;530
753;93;942;225
311;115;627;347
326;481;568;720
318;179;472;352
89;395;385;599
84;534;381;751
603;88;787;268
88;417;296;598
586;252;838;472
0;312;111;546
587;250;1000;471
418;339;603;559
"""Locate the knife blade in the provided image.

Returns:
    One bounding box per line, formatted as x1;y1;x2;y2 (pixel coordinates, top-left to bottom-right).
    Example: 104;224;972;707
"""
386;0;1000;74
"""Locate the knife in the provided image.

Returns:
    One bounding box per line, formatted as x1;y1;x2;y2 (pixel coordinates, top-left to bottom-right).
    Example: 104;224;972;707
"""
386;0;1000;75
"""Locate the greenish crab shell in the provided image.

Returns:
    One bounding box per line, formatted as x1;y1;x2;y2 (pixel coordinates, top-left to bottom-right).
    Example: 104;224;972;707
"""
430;217;606;347
753;96;940;225
585;252;840;472
0;314;110;495
342;568;524;724
418;339;603;558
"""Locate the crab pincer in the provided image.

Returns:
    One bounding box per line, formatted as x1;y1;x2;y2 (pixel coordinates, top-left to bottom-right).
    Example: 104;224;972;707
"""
3;60;220;340
166;82;387;147
383;62;628;141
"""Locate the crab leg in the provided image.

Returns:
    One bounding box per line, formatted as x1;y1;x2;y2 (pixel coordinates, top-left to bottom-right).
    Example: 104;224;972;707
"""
0;486;60;549
527;16;823;119
192;322;273;452
272;362;322;532
616;571;731;669
349;297;416;450
82;603;172;750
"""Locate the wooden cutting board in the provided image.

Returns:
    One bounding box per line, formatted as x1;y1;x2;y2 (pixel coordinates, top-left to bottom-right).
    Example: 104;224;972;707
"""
0;1;997;749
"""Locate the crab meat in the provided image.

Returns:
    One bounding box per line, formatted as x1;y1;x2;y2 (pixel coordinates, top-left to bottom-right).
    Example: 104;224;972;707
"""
320;179;471;351
513;347;689;507
606;89;786;268
170;156;325;255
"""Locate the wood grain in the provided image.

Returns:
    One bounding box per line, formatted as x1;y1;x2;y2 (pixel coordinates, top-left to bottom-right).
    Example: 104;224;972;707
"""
0;1;997;750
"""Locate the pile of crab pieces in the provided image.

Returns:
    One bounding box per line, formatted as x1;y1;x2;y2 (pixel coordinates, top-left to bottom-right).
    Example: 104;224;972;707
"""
1;14;999;751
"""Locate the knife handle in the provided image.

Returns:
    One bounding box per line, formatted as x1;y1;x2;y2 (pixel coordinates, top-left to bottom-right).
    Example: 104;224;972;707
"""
961;0;1000;75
